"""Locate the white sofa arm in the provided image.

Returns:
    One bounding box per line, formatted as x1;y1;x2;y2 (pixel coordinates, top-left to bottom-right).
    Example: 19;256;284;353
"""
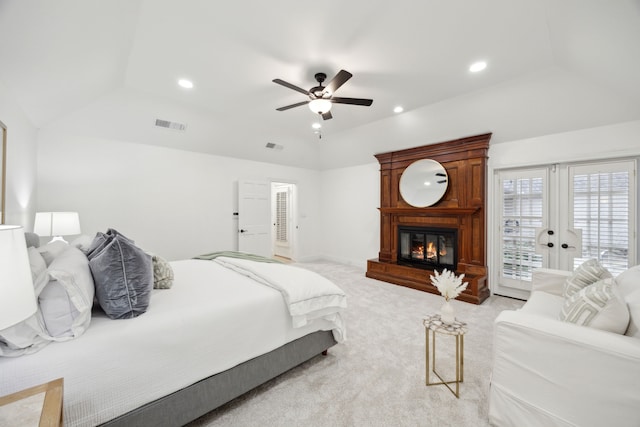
490;310;640;427
531;268;572;296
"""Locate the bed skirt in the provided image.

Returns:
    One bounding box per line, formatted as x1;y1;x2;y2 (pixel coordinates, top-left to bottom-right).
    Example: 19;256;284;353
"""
100;330;337;426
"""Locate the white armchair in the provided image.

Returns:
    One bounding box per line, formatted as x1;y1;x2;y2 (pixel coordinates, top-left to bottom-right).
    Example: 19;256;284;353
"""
489;267;640;427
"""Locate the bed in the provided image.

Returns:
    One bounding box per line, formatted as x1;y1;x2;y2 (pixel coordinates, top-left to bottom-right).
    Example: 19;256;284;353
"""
0;235;346;426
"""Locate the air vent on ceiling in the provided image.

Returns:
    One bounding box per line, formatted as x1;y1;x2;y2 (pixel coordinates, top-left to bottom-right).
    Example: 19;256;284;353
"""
265;142;284;150
154;118;187;132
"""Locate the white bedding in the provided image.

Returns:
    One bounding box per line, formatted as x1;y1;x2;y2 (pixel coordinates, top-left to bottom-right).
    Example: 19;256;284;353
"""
214;256;347;338
0;259;345;426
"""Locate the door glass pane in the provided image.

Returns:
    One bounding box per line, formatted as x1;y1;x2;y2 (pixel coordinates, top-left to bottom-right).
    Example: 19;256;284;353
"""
501;176;544;283
571;163;635;275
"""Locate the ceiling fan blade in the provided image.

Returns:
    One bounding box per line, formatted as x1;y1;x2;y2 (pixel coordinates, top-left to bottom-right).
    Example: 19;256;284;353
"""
272;79;310;96
276;100;309;111
322;111;333;120
325;70;352;94
331;97;373;106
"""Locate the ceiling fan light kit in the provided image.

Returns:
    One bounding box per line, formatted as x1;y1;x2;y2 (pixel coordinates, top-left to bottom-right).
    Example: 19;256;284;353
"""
273;69;373;121
308;99;332;114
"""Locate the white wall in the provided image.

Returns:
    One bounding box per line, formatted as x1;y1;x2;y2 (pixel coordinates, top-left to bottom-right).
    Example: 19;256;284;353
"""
319;162;380;269
36;130;322;261
320;120;640;271
35;118;640;268
0;79;38;227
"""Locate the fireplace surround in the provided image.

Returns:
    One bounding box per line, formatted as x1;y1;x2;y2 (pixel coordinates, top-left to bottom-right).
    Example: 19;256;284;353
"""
366;133;491;304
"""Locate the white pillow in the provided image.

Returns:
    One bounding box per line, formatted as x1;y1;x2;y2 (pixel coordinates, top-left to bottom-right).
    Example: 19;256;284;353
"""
37;240;68;266
614;265;640;297
560;279;630;334
564;258;612;298
0;257;51;356
622;288;640;338
39;246;94;340
69;234;95;253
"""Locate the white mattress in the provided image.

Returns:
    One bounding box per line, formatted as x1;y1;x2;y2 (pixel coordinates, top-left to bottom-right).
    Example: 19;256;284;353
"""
0;259;341;426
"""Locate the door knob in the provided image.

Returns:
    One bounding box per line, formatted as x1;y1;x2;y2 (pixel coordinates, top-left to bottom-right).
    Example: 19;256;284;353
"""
239;229;247;233
547;230;554;235
561;243;568;249
547;242;554;248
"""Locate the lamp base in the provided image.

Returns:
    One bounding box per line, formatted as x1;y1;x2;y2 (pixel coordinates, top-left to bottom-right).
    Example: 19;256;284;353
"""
49;236;69;244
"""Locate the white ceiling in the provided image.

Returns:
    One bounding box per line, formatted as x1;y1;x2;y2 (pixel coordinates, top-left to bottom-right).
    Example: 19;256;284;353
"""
1;0;639;170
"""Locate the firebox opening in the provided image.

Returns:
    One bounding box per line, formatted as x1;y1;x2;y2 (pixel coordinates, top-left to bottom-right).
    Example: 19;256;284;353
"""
398;226;457;271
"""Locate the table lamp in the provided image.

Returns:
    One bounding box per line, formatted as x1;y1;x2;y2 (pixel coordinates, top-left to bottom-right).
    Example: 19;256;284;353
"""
0;225;37;330
33;212;81;243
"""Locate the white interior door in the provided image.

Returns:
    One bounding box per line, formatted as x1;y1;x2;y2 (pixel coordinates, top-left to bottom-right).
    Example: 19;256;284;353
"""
238;179;271;257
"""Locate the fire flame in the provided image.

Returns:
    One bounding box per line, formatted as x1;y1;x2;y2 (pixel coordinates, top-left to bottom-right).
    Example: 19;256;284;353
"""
412;241;447;260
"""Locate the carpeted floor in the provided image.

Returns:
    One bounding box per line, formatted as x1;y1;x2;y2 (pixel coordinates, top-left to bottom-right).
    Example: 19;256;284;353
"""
187;261;524;427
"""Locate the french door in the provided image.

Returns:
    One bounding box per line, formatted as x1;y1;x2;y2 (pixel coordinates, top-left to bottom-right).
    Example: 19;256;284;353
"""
494;159;636;299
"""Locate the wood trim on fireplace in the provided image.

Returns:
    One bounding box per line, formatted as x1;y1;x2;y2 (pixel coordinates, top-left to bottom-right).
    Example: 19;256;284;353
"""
366;133;491;304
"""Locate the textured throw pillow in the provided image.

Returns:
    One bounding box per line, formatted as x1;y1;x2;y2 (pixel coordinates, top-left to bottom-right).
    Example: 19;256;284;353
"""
560;279;630;334
39;245;95;339
564;259;612;298
89;233;153;319
151;254;174;289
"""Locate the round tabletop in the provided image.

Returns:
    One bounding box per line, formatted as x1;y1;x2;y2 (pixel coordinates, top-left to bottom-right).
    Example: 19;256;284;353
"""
423;314;467;336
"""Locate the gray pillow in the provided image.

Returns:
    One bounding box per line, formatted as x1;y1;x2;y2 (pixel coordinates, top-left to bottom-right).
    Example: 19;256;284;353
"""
88;233;153;319
24;231;40;248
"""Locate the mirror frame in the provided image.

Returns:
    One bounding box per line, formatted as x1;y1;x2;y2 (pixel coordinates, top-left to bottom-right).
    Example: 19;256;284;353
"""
0;120;5;224
399;159;449;208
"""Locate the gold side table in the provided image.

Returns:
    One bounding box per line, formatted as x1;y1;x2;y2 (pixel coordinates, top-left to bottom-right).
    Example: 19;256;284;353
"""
424;314;467;398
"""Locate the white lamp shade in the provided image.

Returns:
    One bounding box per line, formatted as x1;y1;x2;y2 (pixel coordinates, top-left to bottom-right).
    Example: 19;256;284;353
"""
0;225;37;330
308;99;332;114
34;212;81;237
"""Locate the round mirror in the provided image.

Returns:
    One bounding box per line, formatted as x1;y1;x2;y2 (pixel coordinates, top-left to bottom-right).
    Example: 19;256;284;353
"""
399;159;448;207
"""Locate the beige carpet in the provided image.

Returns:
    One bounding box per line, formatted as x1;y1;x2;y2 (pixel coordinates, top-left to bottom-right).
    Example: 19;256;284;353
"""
188;261;524;427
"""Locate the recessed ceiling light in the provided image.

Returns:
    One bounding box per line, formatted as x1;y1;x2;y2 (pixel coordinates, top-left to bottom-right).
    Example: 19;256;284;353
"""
393;106;404;113
311;122;322;130
469;61;487;73
178;79;194;89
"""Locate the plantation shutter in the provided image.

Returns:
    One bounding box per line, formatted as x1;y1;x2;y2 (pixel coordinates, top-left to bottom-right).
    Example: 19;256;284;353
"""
499;170;546;287
570;161;636;275
276;191;288;243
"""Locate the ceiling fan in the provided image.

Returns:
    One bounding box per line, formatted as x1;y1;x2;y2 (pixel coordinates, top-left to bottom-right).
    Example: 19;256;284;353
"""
273;69;373;120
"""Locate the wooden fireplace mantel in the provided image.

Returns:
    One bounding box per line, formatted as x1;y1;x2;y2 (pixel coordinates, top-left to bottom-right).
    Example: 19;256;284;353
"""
366;133;491;304
379;207;480;215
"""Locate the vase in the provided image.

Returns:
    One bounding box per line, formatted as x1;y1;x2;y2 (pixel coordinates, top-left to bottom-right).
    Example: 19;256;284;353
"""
440;299;455;325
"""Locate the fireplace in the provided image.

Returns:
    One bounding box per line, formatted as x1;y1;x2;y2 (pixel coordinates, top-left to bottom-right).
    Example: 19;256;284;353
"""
398;226;457;270
366;133;491;304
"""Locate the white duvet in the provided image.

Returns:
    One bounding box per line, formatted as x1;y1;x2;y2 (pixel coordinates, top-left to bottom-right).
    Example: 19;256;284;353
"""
214;257;347;339
0;259;346;426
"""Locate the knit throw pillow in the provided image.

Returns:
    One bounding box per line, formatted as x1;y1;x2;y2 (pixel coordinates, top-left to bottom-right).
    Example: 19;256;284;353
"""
560;279;630;334
152;254;174;289
564;258;612;298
